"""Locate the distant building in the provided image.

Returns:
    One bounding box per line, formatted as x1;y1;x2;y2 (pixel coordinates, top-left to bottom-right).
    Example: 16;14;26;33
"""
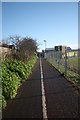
66;47;71;50
0;44;15;60
45;48;54;58
45;48;54;53
67;49;78;58
54;45;66;54
44;45;79;59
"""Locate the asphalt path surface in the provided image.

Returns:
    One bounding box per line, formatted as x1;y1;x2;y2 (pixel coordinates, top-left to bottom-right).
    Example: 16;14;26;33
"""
2;58;80;119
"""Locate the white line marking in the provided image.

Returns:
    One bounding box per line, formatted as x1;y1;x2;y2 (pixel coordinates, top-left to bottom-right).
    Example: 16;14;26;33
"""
40;58;48;119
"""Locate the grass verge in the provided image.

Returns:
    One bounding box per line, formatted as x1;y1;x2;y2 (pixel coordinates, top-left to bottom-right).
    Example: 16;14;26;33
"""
47;59;80;87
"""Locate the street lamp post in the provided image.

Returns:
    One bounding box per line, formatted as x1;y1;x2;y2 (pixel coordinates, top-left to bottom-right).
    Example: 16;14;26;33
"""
44;40;46;51
44;40;46;58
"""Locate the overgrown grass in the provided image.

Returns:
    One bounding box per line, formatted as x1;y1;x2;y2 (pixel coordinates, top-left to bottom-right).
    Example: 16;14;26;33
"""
67;57;79;65
61;57;80;69
47;58;80;86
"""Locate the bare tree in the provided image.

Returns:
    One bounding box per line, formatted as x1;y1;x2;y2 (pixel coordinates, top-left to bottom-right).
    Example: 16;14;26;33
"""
9;35;21;49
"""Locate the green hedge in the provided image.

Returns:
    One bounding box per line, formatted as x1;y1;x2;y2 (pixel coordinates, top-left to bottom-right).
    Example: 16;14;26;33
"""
2;95;6;109
2;53;38;109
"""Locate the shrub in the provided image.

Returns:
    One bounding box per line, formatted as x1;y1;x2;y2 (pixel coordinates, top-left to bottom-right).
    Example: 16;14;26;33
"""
2;95;6;109
2;66;21;99
2;53;38;108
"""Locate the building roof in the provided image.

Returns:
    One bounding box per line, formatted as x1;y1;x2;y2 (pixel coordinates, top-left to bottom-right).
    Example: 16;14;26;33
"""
45;48;54;51
0;44;15;49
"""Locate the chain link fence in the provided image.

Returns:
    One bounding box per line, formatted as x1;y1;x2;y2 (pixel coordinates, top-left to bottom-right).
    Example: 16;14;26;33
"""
45;49;80;86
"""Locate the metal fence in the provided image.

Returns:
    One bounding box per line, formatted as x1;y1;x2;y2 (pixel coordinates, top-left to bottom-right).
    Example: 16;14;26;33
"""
45;49;80;85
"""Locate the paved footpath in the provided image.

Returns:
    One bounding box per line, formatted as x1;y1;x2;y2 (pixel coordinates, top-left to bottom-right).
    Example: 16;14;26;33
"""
2;58;80;119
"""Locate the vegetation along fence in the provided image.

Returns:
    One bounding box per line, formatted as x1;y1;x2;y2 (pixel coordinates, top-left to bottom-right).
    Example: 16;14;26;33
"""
45;49;80;86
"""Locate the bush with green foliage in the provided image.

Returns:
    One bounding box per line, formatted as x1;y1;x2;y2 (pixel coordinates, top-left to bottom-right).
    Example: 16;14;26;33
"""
2;64;21;99
2;95;7;109
2;53;38;109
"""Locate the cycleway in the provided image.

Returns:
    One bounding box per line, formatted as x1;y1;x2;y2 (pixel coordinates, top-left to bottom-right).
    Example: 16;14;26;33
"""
2;58;80;119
